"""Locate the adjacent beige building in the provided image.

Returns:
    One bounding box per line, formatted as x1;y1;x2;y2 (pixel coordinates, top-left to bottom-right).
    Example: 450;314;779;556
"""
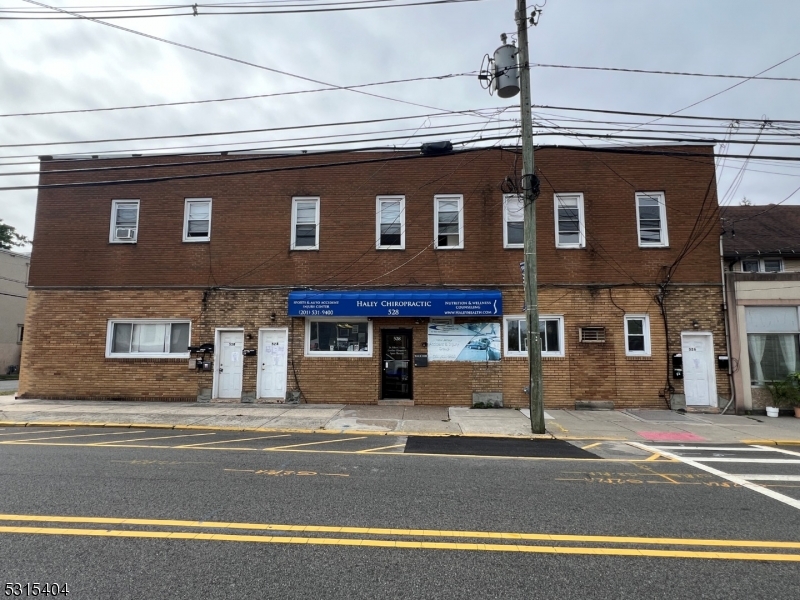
722;206;800;412
0;248;29;375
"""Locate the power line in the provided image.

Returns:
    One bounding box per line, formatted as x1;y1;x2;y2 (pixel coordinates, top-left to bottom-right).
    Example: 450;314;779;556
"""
531;104;800;125
533;63;800;83
20;0;479;117
0;109;499;149
0;123;519;178
0;72;477;119
0;139;516;191
5;0;490;18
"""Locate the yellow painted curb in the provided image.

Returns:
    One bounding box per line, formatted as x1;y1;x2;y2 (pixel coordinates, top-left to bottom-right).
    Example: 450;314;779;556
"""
741;439;800;446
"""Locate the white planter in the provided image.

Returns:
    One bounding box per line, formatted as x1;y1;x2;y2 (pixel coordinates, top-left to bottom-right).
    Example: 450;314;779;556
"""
766;406;780;418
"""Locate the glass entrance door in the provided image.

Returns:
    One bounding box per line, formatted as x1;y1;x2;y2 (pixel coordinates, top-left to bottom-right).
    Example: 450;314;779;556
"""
381;329;412;399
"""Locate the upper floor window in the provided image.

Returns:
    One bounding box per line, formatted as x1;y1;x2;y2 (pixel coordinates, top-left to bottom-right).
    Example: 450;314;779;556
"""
110;199;139;243
554;193;585;249
106;319;191;358
742;258;783;273
376;196;405;250
635;192;668;247
434;194;463;249
504;315;564;358
291;197;320;250
624;315;651;356
503;194;524;248
183;198;212;242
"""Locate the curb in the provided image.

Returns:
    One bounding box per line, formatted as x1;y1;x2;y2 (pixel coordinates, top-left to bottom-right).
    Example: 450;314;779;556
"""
0;420;556;440
740;439;800;446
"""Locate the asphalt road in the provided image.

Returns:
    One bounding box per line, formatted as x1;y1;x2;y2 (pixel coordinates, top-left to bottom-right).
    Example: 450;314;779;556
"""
1;427;799;599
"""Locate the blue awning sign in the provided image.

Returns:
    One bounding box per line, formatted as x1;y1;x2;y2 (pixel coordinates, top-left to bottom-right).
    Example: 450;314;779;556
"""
288;290;503;318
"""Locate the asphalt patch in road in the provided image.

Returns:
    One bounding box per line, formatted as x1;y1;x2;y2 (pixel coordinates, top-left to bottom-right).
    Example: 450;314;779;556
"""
404;436;600;458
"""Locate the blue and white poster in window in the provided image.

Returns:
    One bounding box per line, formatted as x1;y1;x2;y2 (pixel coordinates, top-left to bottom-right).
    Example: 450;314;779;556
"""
427;323;501;362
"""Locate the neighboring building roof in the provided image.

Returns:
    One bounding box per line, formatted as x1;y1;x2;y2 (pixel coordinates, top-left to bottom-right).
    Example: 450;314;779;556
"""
721;205;800;258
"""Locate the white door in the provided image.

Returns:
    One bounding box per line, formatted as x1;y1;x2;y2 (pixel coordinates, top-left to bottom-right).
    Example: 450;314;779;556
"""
218;331;244;399
682;333;716;407
259;328;288;399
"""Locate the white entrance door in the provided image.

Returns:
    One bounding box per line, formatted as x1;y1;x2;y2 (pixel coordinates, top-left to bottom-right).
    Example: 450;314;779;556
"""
682;332;716;407
259;328;288;400
218;331;244;399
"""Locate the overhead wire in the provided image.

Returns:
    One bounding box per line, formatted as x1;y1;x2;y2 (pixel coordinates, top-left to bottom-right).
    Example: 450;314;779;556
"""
19;0;490;119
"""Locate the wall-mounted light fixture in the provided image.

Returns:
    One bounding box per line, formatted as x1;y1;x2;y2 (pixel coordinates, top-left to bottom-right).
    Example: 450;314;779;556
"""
270;313;276;322
692;319;700;329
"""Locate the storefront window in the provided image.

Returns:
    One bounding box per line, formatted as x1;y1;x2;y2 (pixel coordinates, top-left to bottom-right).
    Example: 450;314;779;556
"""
306;320;372;356
746;306;800;384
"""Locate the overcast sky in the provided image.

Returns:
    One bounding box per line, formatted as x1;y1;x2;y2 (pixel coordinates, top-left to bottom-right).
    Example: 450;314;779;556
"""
2;0;799;250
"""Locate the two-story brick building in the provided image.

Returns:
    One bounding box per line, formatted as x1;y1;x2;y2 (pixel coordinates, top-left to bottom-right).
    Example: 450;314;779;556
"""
19;145;729;408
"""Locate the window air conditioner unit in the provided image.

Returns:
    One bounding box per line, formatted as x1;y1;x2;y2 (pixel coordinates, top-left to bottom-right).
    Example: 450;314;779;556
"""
116;228;135;240
580;327;606;343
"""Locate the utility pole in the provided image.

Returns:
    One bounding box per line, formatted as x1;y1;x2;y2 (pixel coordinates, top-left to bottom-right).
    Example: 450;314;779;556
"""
517;0;545;434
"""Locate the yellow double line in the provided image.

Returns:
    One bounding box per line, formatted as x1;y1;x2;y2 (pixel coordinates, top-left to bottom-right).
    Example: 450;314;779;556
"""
1;514;798;562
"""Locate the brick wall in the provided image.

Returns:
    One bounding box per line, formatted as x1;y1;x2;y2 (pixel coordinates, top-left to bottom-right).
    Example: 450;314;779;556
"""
19;289;203;400
19;285;729;408
30;147;722;290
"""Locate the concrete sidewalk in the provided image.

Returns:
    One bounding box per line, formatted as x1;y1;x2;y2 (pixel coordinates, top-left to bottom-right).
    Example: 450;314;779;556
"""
0;396;798;443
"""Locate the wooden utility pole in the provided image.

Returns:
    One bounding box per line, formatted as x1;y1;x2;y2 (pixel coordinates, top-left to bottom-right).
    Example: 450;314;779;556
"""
517;0;545;434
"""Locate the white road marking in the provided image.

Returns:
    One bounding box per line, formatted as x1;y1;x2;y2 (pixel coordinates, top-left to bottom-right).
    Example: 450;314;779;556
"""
739;475;800;482
628;442;800;512
688;458;800;464
648;446;775;452
752;445;800;458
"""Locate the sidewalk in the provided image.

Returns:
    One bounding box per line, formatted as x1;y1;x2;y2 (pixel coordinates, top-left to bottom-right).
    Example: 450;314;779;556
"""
0;396;798;443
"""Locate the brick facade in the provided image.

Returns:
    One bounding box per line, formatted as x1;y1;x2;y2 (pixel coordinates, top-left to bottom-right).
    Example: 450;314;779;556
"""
20;146;729;407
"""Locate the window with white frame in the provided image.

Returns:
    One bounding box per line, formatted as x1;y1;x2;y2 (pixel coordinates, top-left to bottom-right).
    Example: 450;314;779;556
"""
746;306;800;384
554;193;585;248
376;196;405;249
624;315;651;356
305;319;372;356
291;197;320;250
635;192;668;247
183;198;212;242
434;195;463;249
110;199;140;243
503;194;524;248
742;258;783;273
504;315;564;357
106;320;191;358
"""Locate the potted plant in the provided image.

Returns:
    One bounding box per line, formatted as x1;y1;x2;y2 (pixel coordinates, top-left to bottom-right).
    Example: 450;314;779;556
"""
784;373;800;418
765;377;798;417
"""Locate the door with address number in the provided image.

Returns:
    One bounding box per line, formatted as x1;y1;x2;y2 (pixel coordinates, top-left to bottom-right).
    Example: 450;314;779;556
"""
259;328;288;400
381;329;412;400
681;332;715;407
217;330;244;399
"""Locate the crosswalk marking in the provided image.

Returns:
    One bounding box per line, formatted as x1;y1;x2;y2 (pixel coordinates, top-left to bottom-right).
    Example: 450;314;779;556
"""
629;442;800;512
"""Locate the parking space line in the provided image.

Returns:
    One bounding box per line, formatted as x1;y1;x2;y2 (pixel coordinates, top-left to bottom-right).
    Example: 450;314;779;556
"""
176;434;290;448
0;428;77;437
92;433;216;445
1;430;146;443
266;437;368;450
357;444;405;453
629;442;800;512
